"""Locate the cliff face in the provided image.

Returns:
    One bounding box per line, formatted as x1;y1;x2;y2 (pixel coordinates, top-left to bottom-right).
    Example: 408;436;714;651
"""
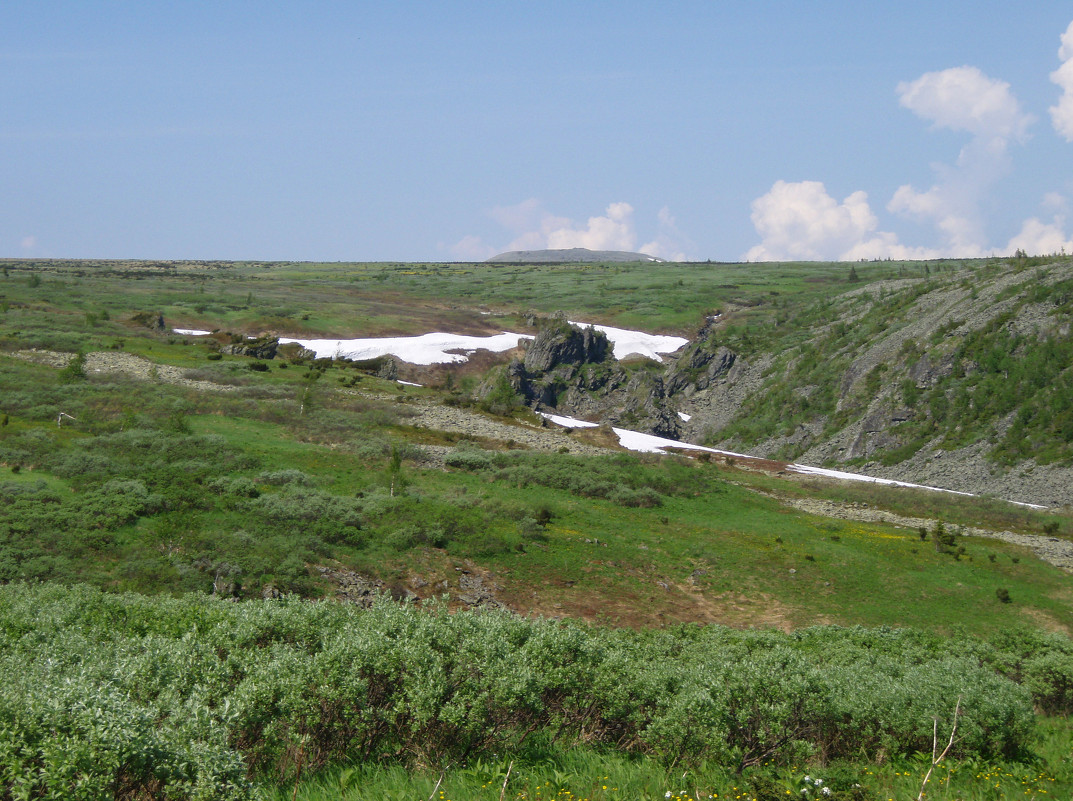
522;321;610;373
515;259;1073;506
508;320;681;438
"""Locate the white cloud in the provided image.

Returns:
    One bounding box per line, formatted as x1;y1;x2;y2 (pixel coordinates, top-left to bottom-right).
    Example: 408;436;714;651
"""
743;180;935;261
543;202;637;251
897;66;1032;141
888;176;985;255
1050;20;1073;141
888;66;1034;255
447;234;496;261
640;207;690;261
1043;191;1069;212
1005;215;1073;256
453;200;691;260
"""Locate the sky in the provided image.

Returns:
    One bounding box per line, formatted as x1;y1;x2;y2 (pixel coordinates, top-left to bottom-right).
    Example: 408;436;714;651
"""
3;2;1073;263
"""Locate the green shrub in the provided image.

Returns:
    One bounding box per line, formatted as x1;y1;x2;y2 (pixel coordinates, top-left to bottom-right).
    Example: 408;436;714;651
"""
0;583;1047;795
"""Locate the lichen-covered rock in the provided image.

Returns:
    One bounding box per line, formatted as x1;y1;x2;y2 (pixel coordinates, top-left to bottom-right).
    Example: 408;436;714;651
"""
376;356;399;379
523;320;611;372
665;342;737;394
221;336;279;359
129;311;166;332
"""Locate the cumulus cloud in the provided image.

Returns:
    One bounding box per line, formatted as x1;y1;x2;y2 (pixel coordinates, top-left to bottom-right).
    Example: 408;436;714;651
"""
640;207;690;261
543;202;637;251
450;200;692;261
1005;218;1073;255
1003;194;1072;258
897;66;1032;141
743;180;936;261
1050;20;1073;141
447;234;496;261
888;66;1034;255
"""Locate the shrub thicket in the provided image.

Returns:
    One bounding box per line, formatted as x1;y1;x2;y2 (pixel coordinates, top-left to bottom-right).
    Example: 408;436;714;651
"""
0;583;1051;799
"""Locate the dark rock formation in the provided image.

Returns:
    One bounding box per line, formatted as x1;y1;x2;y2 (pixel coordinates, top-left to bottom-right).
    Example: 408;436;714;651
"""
130;311;166;332
221;335;279;359
523;320;611;372
665;342;737;395
507;319;683;439
376;356;399;380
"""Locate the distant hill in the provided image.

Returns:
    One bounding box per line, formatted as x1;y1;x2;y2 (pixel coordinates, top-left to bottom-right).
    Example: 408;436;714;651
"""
486;247;663;264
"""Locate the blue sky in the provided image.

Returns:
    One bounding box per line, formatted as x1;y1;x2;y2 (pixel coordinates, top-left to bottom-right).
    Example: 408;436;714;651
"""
3;2;1073;262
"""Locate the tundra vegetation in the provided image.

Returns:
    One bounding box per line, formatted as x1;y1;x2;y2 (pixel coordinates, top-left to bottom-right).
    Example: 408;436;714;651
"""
0;256;1072;799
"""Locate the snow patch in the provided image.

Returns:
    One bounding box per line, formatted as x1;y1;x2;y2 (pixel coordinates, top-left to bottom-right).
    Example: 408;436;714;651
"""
279;321;688;366
539;412;599;428
677;412;692;422
279;332;534;365
612;428;751;458
601;426;1047;508
569;321;688;362
173;328;212;336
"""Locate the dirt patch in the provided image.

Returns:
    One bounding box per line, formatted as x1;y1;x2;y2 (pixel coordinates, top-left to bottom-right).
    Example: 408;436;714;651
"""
1022;607;1073;637
11;349;241;393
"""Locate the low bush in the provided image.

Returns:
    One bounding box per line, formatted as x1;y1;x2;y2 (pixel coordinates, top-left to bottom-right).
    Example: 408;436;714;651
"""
0;583;1044;801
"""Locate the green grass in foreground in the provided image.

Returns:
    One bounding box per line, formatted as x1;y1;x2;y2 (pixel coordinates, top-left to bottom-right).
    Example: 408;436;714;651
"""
269;746;1071;801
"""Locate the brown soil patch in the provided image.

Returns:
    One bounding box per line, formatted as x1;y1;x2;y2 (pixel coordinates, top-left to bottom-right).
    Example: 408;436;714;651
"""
1022;607;1073;636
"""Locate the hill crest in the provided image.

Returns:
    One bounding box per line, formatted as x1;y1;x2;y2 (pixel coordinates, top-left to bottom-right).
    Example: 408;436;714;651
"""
486;247;663;264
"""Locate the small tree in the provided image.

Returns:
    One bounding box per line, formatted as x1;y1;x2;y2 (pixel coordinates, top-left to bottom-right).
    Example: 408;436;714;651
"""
932;521;957;554
58;351;86;384
482;370;521;416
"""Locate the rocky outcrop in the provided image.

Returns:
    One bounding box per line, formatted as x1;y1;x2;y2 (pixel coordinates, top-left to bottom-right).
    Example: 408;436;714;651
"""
129;311;166;332
507;320;682;439
221;335;279;359
316;566;418;606
665;341;737;395
523;320;611;372
376;356;399;380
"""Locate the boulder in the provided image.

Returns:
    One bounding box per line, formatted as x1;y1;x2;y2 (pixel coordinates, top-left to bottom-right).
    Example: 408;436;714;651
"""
221;336;279;359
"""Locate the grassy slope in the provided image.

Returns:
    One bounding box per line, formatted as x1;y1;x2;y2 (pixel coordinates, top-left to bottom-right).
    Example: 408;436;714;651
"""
3;259;1073;800
1;259;1070;637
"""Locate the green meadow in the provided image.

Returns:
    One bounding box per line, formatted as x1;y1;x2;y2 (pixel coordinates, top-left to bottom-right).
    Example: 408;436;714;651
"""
1;258;1072;799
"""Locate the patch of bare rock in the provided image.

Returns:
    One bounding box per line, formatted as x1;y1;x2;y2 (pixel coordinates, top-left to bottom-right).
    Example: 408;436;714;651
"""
12;349;240;393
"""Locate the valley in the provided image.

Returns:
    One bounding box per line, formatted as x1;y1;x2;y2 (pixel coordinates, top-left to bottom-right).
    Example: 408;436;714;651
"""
1;255;1072;800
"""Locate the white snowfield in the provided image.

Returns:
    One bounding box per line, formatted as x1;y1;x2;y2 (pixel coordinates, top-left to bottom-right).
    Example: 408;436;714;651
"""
570;321;688;362
540;412;599;428
278;322;687;366
539;413;1047;509
278;332;535;365
172;328;212;336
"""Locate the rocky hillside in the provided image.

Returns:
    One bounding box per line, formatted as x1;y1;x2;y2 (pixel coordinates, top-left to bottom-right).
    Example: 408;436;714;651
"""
512;258;1073;507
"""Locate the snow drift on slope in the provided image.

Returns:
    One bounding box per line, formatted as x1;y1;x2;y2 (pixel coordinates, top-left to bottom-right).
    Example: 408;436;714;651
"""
278;332;534;365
